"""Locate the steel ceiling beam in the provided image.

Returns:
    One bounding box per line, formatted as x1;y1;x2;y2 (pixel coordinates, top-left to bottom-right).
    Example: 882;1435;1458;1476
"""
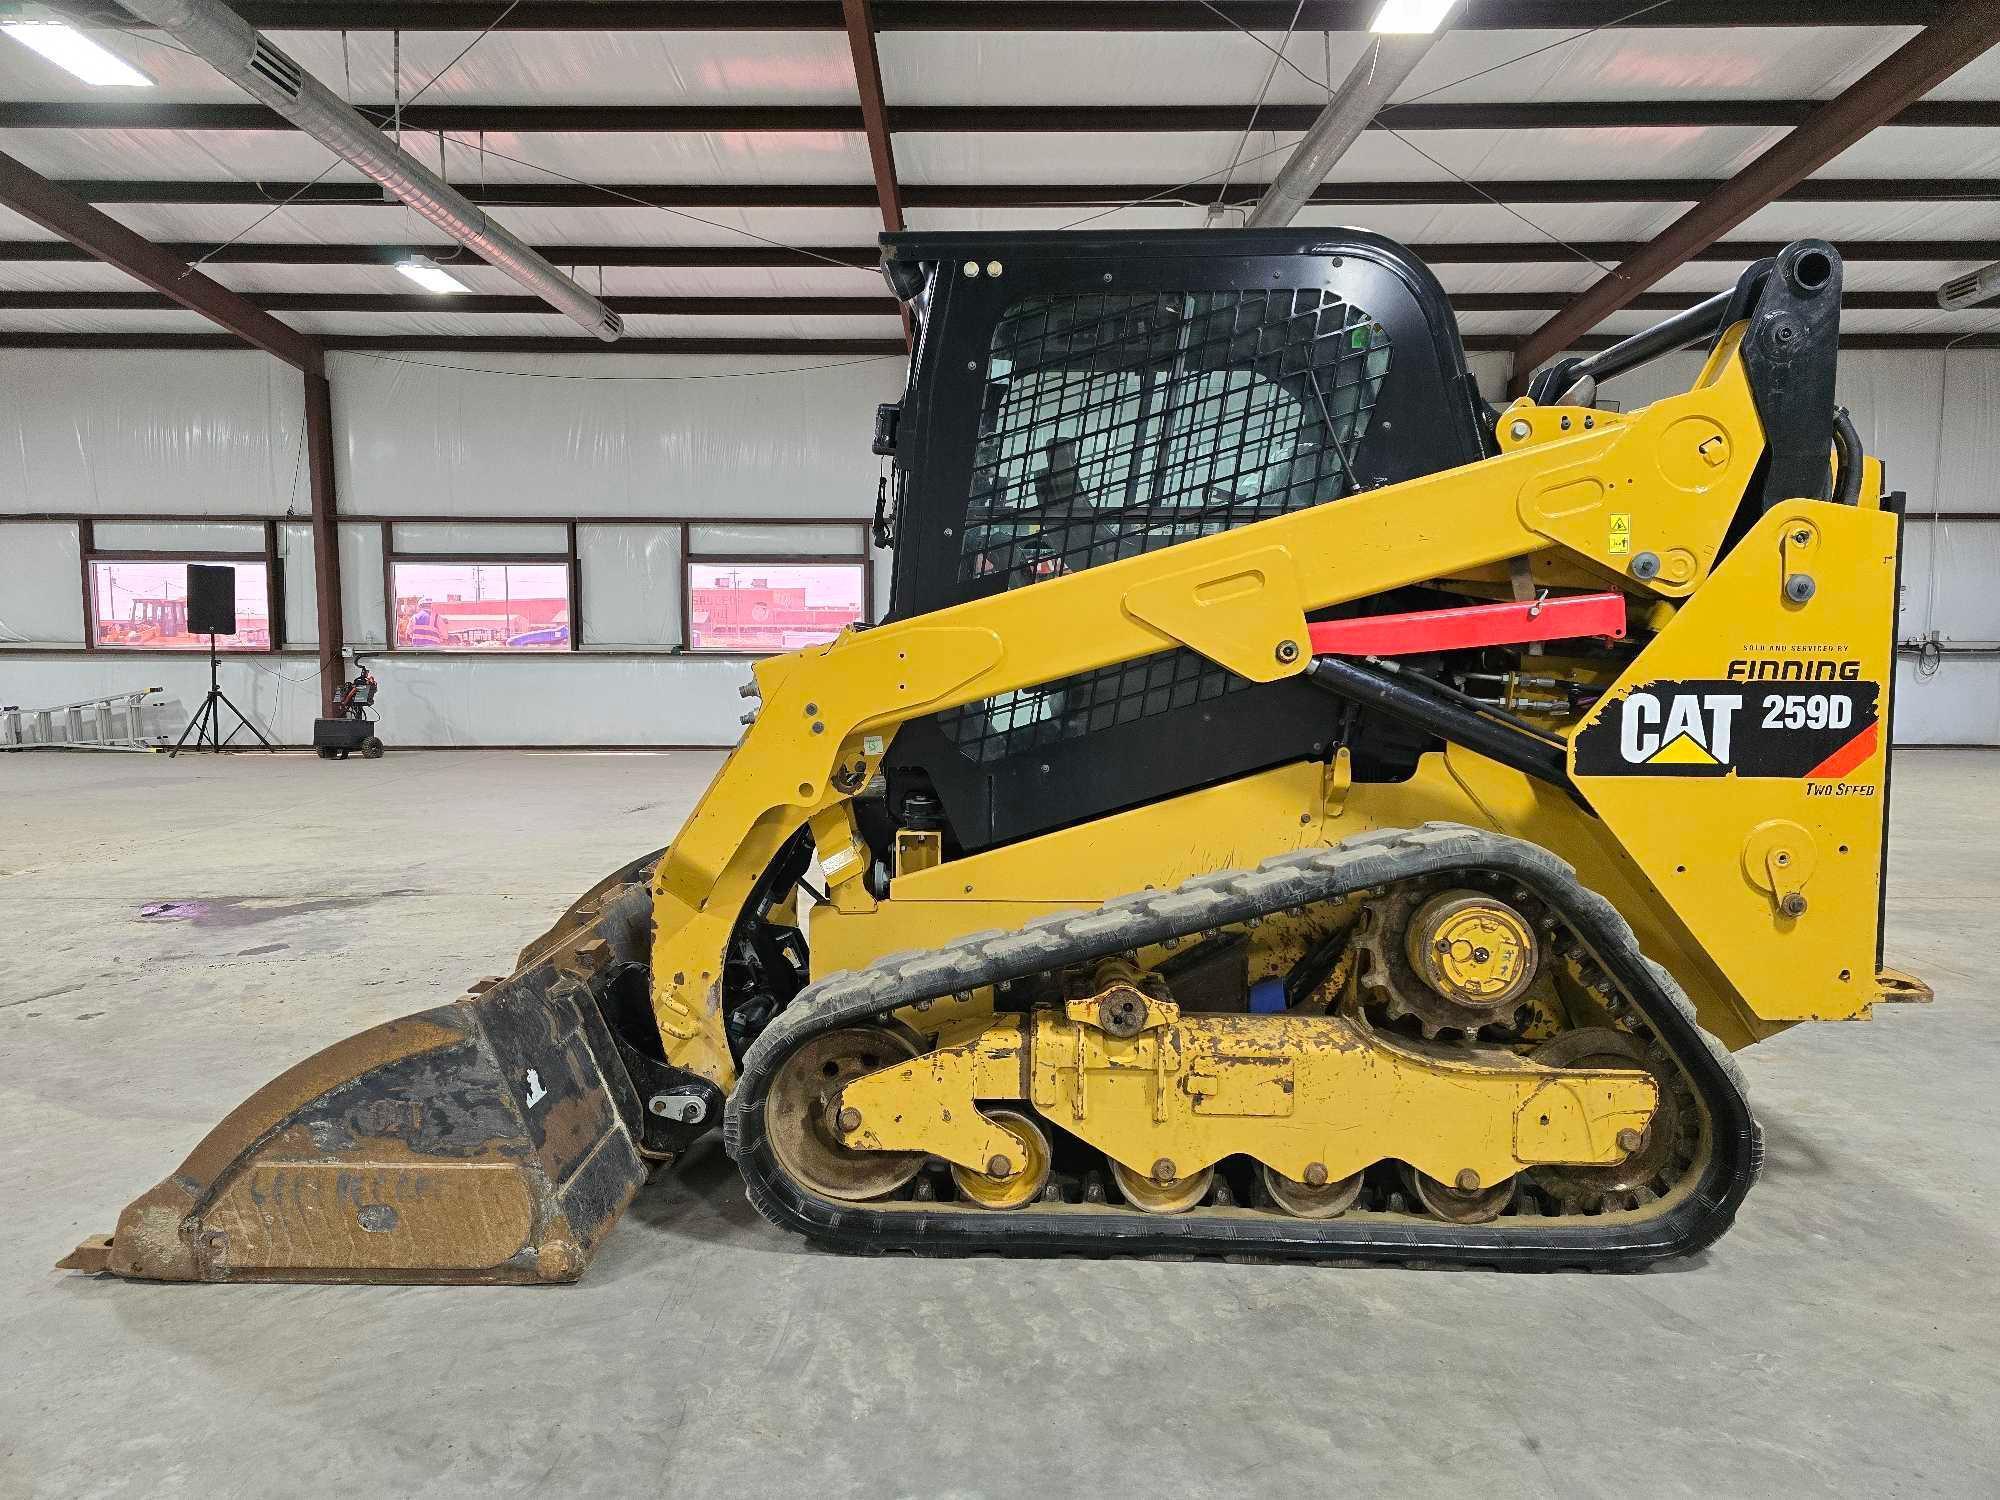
842;0;903;231
9;99;1989;133
47;176;2000;208
0;240;884;266
0;289;1969;315
1509;3;2000;394
303;370;345;717
1;239;1990;268
0;330;1980;353
840;0;908;345
0;331;910;353
78;2;1947;30
0;291;901;314
0;148;319;371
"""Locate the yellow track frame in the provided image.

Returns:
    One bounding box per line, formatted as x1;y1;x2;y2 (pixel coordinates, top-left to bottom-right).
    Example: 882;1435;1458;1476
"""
833;998;1657;1193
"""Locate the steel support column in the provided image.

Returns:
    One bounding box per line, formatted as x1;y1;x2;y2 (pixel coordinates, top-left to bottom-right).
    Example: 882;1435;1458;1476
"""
304;372;345;718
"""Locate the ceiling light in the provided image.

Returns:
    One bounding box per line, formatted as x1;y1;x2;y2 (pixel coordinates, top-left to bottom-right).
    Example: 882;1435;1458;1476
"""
396;255;469;294
2;19;153;86
1369;0;1456;33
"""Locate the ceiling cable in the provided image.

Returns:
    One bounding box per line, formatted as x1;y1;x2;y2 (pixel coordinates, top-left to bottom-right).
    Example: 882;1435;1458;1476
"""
338;349;901;383
384;129;882;278
1110;0;1665;270
1213;0;1307;211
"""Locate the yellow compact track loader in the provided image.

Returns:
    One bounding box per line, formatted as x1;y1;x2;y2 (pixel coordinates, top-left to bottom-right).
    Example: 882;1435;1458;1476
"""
64;230;1926;1283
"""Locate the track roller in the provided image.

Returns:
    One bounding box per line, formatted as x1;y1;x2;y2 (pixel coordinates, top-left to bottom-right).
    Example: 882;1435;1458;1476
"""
1262;1163;1364;1219
1111;1159;1213;1214
950;1109;1052;1209
1407;1165;1516;1225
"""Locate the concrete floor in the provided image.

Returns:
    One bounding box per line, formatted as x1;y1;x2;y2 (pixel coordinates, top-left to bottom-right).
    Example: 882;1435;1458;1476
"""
3;748;1996;1499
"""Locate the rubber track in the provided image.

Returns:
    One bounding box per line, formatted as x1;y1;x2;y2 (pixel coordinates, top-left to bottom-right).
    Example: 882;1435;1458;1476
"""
724;823;1762;1270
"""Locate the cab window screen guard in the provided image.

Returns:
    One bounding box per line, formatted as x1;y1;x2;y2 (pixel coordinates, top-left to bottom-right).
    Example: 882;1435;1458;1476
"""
959;287;1392;594
939;285;1391;766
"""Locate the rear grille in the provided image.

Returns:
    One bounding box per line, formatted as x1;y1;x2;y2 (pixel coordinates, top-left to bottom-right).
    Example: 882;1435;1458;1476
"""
939;284;1390;767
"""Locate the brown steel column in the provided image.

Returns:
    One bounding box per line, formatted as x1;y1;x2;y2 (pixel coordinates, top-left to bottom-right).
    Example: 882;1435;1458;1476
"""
842;0;904;233
842;0;913;347
1508;4;2000;396
304;370;345;717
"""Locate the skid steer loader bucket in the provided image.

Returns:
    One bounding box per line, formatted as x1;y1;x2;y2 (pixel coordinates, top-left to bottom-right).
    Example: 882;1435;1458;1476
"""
60;854;707;1284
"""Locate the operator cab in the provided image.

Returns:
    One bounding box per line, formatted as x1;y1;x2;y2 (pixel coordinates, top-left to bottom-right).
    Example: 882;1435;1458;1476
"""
868;229;1494;853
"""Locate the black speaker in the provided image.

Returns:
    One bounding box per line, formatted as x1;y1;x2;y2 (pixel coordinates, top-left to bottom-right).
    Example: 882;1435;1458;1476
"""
186;563;236;635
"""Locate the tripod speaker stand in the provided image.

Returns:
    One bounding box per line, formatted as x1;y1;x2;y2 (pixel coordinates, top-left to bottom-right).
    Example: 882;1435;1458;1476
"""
170;635;275;757
168;563;274;758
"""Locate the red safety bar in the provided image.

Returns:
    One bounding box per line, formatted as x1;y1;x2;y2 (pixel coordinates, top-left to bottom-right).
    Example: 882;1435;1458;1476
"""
1307;592;1627;657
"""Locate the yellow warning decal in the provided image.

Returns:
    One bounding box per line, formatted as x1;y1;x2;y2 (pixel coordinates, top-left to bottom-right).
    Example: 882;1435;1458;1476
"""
1608;512;1632;555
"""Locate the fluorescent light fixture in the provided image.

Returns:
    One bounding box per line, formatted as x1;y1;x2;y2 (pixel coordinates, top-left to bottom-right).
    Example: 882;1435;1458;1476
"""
1;19;153;86
395;255;469;294
1369;0;1455;33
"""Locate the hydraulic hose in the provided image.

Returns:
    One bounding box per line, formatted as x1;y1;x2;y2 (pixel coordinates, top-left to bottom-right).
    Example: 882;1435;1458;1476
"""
1831;407;1863;506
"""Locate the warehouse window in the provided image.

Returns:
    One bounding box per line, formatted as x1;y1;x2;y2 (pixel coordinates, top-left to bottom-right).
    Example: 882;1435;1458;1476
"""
89;559;271;651
685;561;866;654
391;560;571;650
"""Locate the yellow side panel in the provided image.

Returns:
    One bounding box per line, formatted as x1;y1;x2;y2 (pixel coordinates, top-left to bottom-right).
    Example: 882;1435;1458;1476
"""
893;760;1332;903
811;900;1087;977
1571;502;1898;1023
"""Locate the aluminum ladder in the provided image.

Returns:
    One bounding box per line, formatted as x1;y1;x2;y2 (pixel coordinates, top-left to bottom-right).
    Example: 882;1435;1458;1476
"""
0;688;185;751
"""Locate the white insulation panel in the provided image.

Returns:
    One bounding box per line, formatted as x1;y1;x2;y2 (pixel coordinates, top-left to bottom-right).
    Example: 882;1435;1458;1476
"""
393;522;572;556
0;352;305;516
91;521;266;554
330;350;905;517
279;522;317;648
339;522;387;647
687;522;865;556
1894;654;2000;746
579;524;683;650
353;653;756;746
0;521;84;646
1900;519;2000;648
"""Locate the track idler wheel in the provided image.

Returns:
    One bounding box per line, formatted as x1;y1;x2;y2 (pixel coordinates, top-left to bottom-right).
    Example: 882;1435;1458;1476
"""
1262;1163;1363;1219
1111;1159;1214;1214
950;1109;1052;1209
765;1026;926;1203
1527;1027;1692;1212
